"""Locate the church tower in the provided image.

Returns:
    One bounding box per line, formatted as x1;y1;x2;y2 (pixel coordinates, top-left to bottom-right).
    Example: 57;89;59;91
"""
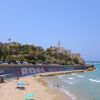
58;40;60;48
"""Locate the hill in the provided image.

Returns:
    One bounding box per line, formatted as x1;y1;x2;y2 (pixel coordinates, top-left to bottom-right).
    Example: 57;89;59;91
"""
0;41;84;65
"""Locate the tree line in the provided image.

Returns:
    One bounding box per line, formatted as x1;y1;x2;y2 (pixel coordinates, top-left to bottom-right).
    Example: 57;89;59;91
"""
0;42;84;65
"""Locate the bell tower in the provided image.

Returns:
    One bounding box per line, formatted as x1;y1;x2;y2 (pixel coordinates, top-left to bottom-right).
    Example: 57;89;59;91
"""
58;40;60;48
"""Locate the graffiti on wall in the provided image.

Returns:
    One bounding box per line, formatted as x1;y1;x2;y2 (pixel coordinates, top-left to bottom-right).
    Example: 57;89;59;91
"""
18;67;45;76
0;70;5;74
17;67;64;76
17;66;83;76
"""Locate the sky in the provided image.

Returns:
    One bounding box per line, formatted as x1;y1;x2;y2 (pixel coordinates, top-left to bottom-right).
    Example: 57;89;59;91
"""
0;0;100;61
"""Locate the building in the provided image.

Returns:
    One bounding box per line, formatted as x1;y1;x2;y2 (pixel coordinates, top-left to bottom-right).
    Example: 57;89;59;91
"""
70;53;84;64
50;40;70;54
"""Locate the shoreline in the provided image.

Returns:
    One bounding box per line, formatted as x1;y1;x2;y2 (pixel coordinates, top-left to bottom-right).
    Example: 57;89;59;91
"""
36;76;71;100
44;77;76;100
41;68;96;100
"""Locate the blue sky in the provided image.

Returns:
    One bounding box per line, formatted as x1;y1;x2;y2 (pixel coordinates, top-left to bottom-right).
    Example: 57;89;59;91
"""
0;0;100;61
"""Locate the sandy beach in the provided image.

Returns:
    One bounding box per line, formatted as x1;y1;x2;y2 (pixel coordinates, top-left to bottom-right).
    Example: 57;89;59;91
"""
0;76;71;100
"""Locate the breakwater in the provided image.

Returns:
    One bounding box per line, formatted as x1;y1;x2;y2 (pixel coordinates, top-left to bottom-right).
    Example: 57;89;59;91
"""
38;67;96;77
38;70;85;77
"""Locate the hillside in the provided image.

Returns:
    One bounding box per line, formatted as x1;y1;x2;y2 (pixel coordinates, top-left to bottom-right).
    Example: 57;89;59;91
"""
0;41;84;65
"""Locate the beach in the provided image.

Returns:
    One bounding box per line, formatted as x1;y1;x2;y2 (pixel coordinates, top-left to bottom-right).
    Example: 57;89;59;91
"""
0;66;97;100
0;75;71;100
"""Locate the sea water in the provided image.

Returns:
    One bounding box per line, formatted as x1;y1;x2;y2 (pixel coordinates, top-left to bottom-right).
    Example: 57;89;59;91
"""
45;63;100;100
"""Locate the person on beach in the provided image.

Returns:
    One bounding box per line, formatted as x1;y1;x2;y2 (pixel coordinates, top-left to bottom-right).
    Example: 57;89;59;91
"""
53;84;56;87
56;84;59;88
16;77;19;80
1;77;4;83
53;84;60;88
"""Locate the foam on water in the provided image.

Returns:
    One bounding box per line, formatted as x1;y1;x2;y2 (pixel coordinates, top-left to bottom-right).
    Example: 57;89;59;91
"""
76;75;85;78
59;87;77;100
72;74;85;78
58;76;74;85
62;80;74;85
58;75;63;79
89;78;100;83
68;77;74;80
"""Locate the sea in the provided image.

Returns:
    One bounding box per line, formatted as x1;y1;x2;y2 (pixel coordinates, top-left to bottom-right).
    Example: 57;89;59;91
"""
45;62;100;100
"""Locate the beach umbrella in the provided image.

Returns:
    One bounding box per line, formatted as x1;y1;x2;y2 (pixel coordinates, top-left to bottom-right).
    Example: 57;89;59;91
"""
16;81;25;89
16;81;25;85
24;93;35;100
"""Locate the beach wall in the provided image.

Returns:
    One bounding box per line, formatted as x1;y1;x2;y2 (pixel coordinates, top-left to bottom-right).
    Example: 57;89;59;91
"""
0;64;95;79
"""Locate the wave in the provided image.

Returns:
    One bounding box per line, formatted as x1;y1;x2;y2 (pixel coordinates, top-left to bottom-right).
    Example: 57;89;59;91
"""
68;77;74;80
76;75;85;78
72;74;85;78
58;75;63;79
58;75;67;80
62;80;74;85
59;87;77;100
94;63;100;65
89;78;100;83
58;76;74;85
